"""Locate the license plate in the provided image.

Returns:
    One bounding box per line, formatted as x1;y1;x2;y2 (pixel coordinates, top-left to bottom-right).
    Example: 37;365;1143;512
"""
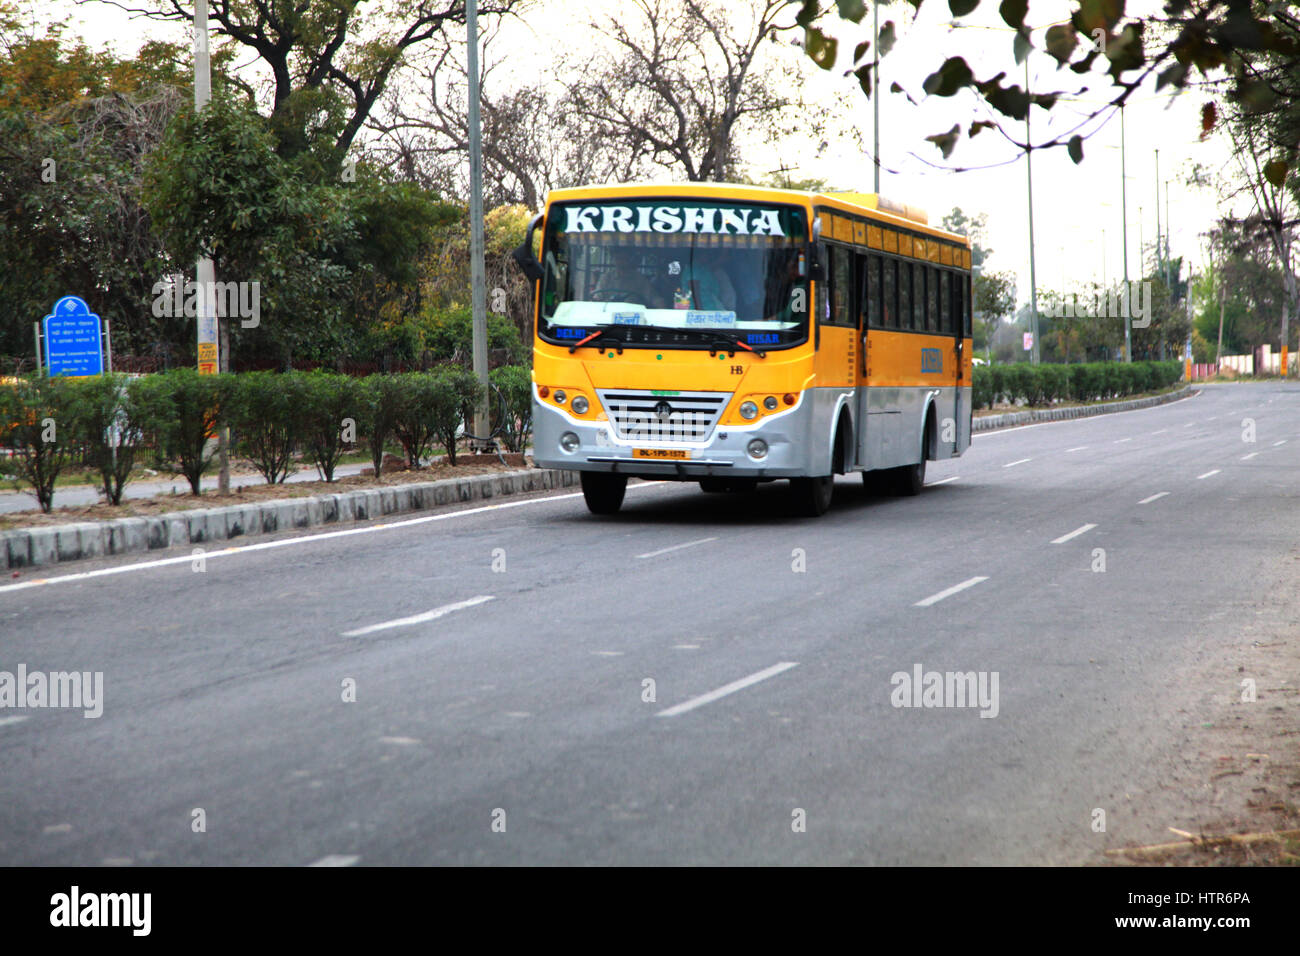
632;448;691;460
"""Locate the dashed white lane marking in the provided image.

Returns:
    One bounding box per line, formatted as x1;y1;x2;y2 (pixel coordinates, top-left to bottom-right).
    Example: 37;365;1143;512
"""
927;476;959;485
503;712;531;719
673;644;701;650
1196;469;1221;480
343;595;495;637
1274;440;1287;447
657;662;799;717
1065;446;1088;453
378;736;420;745
308;855;360;867
1184;422;1195;427
1003;458;1032;468
1241;452;1258;460
0;485;664;596
0;716;30;728
1051;523;1097;544
1138;492;1170;504
915;576;990;607
593;651;624;657
637;536;717;559
1151;429;1167;435
1114;438;1133;443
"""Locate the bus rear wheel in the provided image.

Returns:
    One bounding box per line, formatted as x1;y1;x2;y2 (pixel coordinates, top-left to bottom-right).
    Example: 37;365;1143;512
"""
580;472;627;515
790;475;834;516
891;457;926;496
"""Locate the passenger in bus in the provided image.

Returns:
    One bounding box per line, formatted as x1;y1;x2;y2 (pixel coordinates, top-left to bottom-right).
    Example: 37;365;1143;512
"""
593;247;657;306
677;260;737;312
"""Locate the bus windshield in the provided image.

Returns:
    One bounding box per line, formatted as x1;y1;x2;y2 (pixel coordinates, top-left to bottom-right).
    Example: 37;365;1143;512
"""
539;199;809;350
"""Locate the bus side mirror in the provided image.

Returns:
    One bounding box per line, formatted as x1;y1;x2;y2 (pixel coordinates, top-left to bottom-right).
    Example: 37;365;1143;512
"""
808;241;827;282
512;213;545;283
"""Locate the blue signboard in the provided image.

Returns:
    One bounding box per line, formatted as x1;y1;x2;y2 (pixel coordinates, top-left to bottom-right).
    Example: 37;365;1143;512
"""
43;296;103;377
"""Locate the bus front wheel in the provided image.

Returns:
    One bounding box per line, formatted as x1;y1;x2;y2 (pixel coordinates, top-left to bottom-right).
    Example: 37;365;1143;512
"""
580;472;627;515
790;475;834;516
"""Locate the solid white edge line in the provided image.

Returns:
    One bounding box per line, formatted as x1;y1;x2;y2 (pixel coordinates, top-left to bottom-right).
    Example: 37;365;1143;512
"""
0;482;670;596
1196;469;1221;479
0;715;30;728
637;536;718;559
915;576;989;607
1138;492;1169;504
307;855;360;867
974;389;1200;437
1051;523;1097;544
926;476;959;485
343;595;495;637
656;662;799;717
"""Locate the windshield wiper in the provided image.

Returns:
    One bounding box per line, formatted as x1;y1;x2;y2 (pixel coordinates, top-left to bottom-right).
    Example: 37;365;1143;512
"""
643;324;767;358
568;329;624;354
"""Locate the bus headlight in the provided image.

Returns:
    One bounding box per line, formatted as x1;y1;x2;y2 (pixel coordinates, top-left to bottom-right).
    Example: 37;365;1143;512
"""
571;395;589;414
747;438;768;459
560;431;579;453
740;401;759;420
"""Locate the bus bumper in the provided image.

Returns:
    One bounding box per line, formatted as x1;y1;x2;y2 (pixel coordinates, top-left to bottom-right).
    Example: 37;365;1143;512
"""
531;394;818;479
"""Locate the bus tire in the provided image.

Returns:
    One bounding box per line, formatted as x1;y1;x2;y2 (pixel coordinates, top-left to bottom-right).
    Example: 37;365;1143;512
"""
580;472;627;515
892;410;932;496
790;475;834;516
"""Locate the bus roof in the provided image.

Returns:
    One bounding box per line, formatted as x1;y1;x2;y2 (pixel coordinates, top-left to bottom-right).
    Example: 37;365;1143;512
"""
543;182;968;245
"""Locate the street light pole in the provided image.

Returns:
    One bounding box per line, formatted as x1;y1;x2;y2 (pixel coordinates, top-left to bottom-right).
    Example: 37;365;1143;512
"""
873;0;880;194
194;0;229;493
1120;104;1131;363
467;0;490;452
1025;59;1040;364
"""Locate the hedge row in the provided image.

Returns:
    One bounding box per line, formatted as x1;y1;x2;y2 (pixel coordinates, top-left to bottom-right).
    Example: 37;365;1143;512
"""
972;361;1183;409
0;368;532;513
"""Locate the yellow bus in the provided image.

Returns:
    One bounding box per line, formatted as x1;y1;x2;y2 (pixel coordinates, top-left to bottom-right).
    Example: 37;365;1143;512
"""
512;182;973;515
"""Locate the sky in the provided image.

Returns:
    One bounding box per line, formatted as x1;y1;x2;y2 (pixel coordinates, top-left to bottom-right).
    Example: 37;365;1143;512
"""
37;0;1240;316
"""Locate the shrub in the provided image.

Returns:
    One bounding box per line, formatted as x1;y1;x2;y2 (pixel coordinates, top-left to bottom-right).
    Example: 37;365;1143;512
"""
429;367;483;466
228;370;307;484
76;373;153;505
299;372;363;482
126;369;231;495
972;366;993;409
360;374;405;477
1040;365;1069;404
0;374;83;512
490;365;533;452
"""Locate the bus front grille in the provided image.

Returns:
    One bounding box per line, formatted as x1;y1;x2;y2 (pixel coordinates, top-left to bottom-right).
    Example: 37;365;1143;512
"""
596;390;730;443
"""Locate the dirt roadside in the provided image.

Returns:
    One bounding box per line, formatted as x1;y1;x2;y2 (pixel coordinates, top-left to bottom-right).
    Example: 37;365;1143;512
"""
1095;547;1300;866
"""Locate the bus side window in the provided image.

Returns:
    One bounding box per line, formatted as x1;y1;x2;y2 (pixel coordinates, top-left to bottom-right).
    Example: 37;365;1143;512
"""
927;266;939;332
915;261;925;332
956;273;967;335
829;244;853;327
882;257;896;328
864;254;882;328
898;258;911;330
964;274;973;337
939;269;950;334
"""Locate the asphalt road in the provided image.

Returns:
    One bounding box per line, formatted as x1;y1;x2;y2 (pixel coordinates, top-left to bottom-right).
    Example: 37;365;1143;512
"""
1;382;1296;865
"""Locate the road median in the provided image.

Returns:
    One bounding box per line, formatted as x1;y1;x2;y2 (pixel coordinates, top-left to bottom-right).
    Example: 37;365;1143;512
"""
973;384;1196;433
1;467;579;572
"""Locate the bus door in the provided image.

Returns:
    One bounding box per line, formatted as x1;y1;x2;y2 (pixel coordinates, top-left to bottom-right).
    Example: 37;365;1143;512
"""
855;251;872;469
952;271;964;454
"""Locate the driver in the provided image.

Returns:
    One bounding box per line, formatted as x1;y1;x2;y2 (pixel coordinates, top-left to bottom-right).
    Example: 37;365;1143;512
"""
593;246;657;306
